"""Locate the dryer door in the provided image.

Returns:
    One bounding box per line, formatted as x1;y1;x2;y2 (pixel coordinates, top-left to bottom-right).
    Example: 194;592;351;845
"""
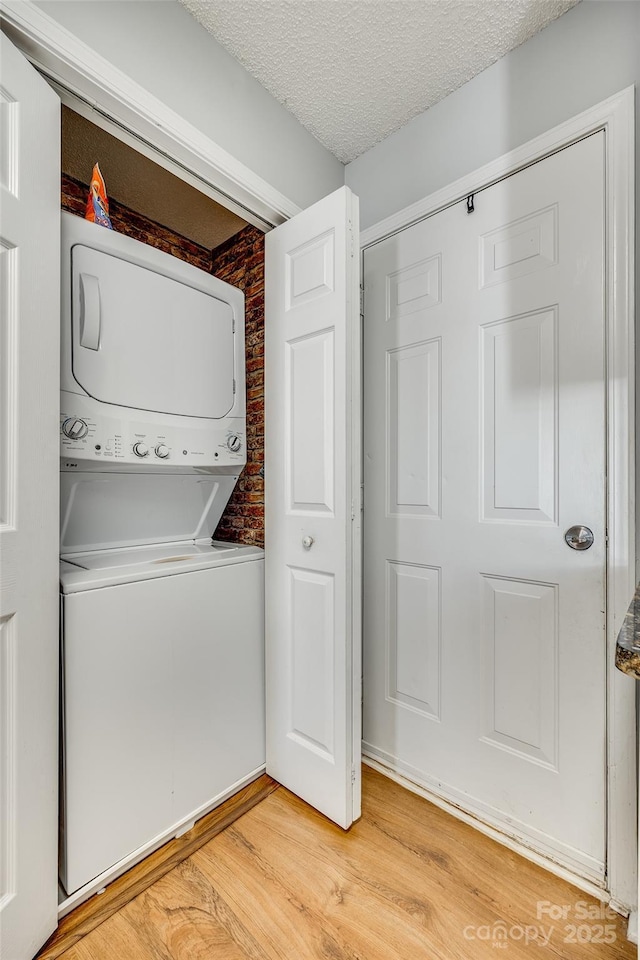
71;245;236;418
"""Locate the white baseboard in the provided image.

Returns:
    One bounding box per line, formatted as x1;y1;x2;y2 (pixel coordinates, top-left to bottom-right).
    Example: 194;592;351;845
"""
363;754;621;908
626;910;638;944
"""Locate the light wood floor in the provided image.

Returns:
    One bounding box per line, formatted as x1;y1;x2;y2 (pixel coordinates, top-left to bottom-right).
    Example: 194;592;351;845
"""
52;767;634;959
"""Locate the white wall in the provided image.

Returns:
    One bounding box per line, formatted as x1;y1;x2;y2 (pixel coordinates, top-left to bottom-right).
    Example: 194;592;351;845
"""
346;0;639;230
33;0;344;210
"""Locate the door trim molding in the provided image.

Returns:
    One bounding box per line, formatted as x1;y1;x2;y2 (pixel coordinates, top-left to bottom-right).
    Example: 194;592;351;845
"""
0;0;301;231
361;86;636;910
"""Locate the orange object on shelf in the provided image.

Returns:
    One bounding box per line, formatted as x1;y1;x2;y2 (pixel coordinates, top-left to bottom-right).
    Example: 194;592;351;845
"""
85;163;113;229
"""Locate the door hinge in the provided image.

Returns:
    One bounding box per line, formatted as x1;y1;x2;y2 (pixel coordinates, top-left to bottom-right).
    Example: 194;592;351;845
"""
359;285;364;317
232;316;236;333
349;220;357;259
351;764;356;785
351;483;364;520
233;378;236;395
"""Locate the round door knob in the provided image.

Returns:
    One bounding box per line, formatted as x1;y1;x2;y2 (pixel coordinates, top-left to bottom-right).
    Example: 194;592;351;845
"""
155;443;170;459
302;535;315;549
564;525;594;551
133;442;149;458
62;417;88;440
227;434;242;453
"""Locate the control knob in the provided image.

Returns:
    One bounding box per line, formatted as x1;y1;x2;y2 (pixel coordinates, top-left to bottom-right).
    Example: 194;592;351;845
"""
227;434;242;453
133;442;149;458
62;417;88;440
155;443;170;459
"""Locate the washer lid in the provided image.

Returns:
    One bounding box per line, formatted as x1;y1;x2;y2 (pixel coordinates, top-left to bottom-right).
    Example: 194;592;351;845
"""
60;471;239;554
64;540;238;570
60;540;264;593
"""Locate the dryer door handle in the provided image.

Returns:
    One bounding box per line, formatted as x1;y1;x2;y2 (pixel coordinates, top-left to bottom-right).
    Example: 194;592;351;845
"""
79;273;101;350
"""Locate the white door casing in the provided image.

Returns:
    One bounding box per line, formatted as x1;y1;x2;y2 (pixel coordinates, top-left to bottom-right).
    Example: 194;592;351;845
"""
363;133;607;881
0;33;60;960
265;186;361;828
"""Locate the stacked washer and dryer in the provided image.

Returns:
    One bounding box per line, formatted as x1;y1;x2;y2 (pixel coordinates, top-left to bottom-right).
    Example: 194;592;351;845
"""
58;212;265;898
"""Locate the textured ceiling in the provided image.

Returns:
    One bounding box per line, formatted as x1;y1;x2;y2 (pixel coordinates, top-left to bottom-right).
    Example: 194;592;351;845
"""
62;106;247;250
180;0;579;163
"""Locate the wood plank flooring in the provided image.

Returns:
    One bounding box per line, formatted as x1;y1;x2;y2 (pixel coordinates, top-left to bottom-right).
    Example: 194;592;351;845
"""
50;767;634;959
38;776;279;960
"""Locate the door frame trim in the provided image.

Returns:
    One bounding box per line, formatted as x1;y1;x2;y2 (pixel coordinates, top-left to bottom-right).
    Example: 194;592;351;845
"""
361;86;636;910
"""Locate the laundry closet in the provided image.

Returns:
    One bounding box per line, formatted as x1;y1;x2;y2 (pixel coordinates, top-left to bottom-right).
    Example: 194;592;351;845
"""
2;9;635;957
57;105;269;910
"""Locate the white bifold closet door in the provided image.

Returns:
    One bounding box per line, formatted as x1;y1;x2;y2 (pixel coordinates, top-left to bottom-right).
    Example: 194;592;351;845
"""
363;133;607;883
265;186;362;829
0;33;60;960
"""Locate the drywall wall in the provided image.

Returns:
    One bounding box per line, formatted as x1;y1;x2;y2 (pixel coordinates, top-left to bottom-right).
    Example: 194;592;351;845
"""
34;0;344;210
346;0;639;230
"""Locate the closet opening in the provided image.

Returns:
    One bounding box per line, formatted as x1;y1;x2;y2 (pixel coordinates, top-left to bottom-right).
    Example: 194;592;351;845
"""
61;103;266;552
58;104;268;917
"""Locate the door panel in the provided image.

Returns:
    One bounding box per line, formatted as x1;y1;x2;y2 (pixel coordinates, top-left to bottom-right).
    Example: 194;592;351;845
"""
0;33;60;960
480;307;557;522
481;575;558;767
363;133;606;880
265;186;361;829
387;338;441;518
286;329;335;513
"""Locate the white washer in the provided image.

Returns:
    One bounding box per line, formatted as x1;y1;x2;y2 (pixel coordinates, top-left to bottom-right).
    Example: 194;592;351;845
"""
60;540;265;896
58;213;264;898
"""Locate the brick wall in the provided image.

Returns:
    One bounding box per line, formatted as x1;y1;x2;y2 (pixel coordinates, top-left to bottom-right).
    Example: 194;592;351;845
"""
61;174;265;548
210;227;265;548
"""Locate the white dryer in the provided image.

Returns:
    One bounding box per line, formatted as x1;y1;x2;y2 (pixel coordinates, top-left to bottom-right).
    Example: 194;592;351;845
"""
60;211;247;472
58;213;265;898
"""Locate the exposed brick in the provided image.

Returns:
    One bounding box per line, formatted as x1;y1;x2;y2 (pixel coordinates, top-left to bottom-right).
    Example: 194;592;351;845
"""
211;223;265;548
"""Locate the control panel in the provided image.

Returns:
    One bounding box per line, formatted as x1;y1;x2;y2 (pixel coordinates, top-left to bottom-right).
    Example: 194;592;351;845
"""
60;394;246;469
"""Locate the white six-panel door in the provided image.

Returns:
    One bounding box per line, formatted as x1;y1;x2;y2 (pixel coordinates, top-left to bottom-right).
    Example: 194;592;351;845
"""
363;133;607;881
0;34;60;960
265;186;361;828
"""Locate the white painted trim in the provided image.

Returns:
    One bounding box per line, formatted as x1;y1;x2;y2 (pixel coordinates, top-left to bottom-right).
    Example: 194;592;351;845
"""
364;745;604;884
0;0;301;230
626;909;638;944
600;83;636;917
361;87;637;911
364;755;615;907
349;191;363;823
57;765;266;917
